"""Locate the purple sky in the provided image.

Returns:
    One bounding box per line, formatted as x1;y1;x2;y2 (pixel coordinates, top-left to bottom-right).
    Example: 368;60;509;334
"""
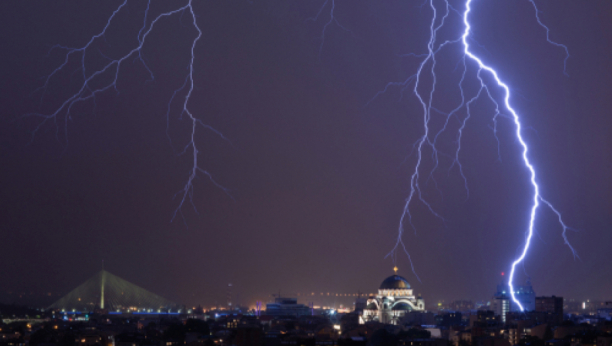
1;0;611;308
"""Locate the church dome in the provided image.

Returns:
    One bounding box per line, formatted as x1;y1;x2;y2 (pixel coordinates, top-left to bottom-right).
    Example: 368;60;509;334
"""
380;275;411;289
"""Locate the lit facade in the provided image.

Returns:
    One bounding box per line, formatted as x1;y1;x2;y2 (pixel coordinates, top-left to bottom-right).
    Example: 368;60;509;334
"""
493;279;535;322
361;275;424;325
511;280;536;312
492;296;510;323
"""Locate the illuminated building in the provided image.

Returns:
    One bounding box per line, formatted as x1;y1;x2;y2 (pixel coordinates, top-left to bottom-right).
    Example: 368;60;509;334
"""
492;279;535;322
492;295;510;323
511;280;536;312
264;297;311;317
361;270;425;325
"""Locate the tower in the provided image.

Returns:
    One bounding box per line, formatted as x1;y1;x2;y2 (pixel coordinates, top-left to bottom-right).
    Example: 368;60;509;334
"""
227;283;233;309
100;270;106;309
100;261;106;309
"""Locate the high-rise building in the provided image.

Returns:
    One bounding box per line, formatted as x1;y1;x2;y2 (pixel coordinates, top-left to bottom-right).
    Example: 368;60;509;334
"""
535;296;563;315
493;279;535;315
535;296;564;325
492;295;510;323
512;280;536;312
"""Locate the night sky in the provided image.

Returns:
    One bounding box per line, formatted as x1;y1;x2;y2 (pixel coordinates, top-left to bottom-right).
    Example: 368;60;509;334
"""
1;1;611;309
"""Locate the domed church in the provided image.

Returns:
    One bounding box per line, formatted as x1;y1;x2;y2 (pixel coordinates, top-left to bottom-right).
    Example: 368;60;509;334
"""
361;268;425;325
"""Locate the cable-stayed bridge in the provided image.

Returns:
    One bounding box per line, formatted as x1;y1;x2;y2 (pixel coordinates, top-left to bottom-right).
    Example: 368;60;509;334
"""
49;270;176;313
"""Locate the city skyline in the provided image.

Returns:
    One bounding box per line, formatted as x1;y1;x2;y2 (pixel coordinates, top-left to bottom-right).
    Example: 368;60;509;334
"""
1;1;611;308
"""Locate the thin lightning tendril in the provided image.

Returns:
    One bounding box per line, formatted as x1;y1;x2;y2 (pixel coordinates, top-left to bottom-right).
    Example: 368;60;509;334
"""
27;1;230;223
364;0;576;305
308;0;353;58
527;0;570;77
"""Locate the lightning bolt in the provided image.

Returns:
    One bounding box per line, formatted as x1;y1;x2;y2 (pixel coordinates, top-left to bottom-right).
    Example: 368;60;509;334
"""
27;1;230;223
28;0;579;309
363;0;577;308
460;0;577;311
308;0;352;58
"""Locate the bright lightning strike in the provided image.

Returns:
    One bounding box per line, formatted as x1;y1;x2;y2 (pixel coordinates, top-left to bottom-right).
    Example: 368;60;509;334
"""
460;0;578;311
27;1;230;223
364;0;577;307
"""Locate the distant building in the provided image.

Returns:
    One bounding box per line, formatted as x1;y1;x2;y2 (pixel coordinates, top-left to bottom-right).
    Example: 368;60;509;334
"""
511;280;536;312
492;279;535;321
361;270;425;325
535;296;564;324
436;312;462;327
264;297;311;317
469;310;499;328
474;301;489;310
536;296;563;315
597;301;612;321
354;297;367;313
401;311;436;326
449;300;474;311
492;295;510;323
